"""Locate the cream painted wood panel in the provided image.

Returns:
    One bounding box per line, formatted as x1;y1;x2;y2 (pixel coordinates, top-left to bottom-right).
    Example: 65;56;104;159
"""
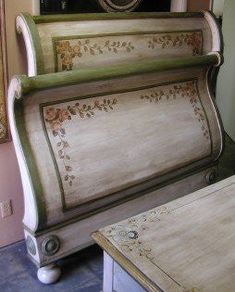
94;175;235;292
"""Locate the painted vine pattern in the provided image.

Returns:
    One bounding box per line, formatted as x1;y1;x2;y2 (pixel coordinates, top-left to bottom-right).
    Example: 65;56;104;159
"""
103;205;201;291
0;103;7;140
140;81;210;139
55;39;135;71
55;31;202;71
147;31;202;56
103;206;170;261
44;98;118;186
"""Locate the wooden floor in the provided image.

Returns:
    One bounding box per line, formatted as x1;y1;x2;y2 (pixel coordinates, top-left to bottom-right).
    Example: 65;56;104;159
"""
0;135;234;292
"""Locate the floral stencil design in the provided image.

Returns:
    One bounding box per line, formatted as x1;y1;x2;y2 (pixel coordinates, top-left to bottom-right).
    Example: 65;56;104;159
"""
103;206;170;260
44;98;118;186
55;31;202;72
147;31;202;56
55;39;135;71
102;204;202;291
140;80;210;139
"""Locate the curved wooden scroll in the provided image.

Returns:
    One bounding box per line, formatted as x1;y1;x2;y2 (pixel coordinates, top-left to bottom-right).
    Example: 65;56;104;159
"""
16;11;221;76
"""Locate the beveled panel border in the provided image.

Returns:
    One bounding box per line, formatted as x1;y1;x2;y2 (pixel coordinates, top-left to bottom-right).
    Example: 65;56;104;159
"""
39;78;212;214
52;29;203;72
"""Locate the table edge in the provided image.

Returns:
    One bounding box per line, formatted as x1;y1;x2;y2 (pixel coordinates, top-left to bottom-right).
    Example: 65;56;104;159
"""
92;231;162;292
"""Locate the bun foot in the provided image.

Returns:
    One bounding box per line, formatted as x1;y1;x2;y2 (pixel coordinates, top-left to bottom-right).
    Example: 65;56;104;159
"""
37;264;61;284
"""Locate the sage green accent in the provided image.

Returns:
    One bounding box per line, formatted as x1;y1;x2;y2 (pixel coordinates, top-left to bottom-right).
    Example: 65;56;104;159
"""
19;13;45;74
33;12;204;24
14;100;47;230
52;29;203;73
41;235;60;256
17;55;219;96
40;78;212;213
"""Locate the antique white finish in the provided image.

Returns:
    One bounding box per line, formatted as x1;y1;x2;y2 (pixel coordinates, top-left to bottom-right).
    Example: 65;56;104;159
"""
37;264;61;284
9;12;223;283
95;175;235;291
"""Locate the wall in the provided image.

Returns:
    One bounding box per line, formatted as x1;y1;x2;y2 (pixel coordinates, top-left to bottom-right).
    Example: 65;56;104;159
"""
0;0;37;247
216;0;235;140
212;0;224;16
187;0;211;11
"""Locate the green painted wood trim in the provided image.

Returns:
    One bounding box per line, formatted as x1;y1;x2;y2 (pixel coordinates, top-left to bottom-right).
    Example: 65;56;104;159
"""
14;100;47;230
18;13;45;74
33;12;204;24
17;54;219;96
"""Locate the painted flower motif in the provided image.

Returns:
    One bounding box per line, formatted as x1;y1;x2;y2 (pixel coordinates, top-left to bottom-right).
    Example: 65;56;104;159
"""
106;225;139;244
73;45;82;57
44;98;118;187
148;31;202;56
55;38;135;71
103;211;162;260
59;109;71;123
140;81;209;139
51;121;62;132
44;107;59;122
56;41;72;54
127;230;139;240
61;52;73;71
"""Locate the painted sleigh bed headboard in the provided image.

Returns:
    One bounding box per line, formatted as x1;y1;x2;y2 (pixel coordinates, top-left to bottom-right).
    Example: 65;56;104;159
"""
8;11;224;279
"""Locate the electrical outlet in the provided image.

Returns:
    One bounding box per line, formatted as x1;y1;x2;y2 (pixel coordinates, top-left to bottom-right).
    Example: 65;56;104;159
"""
0;200;13;218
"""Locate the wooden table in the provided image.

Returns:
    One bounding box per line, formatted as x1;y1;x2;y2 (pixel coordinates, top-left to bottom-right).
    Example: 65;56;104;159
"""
92;176;235;292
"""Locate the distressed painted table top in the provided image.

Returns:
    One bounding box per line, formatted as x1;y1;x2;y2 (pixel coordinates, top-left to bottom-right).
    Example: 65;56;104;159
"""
93;175;235;292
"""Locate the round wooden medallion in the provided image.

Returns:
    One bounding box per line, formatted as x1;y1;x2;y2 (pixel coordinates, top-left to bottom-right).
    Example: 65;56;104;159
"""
97;0;143;12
